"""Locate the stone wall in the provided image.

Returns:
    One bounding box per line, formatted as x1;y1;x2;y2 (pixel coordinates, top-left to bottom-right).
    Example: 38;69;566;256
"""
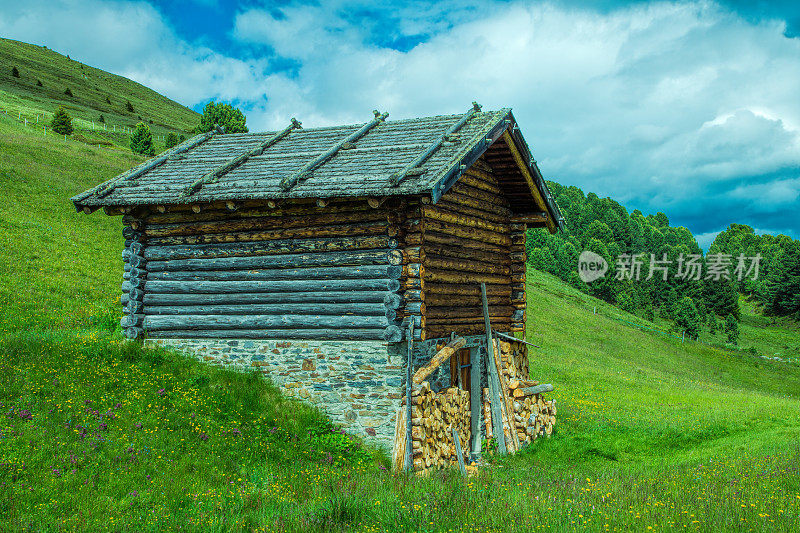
146;338;405;451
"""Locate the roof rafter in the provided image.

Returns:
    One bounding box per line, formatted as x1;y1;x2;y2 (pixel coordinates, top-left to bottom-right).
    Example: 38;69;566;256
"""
280;110;388;192
390;101;482;187
183;118;302;197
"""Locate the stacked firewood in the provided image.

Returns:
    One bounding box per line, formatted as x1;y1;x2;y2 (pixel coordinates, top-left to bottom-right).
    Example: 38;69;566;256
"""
483;339;557;450
510;383;557;443
405;382;471;473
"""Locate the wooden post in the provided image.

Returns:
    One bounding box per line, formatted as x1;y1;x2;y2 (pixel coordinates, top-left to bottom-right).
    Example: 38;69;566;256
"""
482;283;506;455
452;426;466;475
469;346;482;459
404;322;414;471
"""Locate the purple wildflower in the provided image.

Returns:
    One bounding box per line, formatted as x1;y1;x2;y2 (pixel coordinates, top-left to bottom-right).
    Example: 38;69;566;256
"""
134;422;142;429
199;432;209;441
157;388;165;396
17;410;32;420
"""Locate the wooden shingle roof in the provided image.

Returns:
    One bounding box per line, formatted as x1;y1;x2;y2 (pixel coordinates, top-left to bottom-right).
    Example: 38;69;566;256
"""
72;104;564;230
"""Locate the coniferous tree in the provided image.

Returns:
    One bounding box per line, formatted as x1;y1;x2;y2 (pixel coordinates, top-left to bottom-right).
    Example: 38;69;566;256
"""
130;122;155;156
724;314;740;344
64;88;73;97
11;66;20;78
164;132;179;149
126;101;135;113
36;79;43;87
674;297;702;339
50;106;73;135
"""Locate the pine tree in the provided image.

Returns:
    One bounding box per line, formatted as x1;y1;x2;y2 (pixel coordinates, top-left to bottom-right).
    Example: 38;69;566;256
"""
36;79;43;87
724;314;739;345
50;106;73;135
11;66;20;78
98;114;105;123
164;132;179;149
64;88;73;97
106;96;112;105
126;101;135;113
130;122;155;156
674;297;701;339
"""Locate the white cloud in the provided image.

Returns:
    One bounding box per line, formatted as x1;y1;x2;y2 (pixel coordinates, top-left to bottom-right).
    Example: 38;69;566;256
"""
1;0;798;238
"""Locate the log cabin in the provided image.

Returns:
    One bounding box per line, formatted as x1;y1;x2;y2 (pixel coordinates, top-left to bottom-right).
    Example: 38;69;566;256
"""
71;103;564;454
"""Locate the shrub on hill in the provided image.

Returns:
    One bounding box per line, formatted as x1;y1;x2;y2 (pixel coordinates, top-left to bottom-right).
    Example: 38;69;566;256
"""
674;297;702;339
50;106;73;135
126;100;134;113
164;131;179;149
11;66;20;77
130;122;155;156
98;114;105;123
725;314;740;344
196;101;248;133
105;96;111;104
36;79;43;87
64;87;73;97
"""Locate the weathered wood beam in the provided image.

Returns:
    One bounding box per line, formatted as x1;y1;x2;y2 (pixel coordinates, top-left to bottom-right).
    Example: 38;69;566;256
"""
510;212;548;225
412;336;466;385
280;111;388;191
391;102;481;186
143;314;390;331
144;265;401;282
144;303;388;316
122;278;401;294
520;384;554;395
183;118;301;196
501;131;557;233
122;290;390;306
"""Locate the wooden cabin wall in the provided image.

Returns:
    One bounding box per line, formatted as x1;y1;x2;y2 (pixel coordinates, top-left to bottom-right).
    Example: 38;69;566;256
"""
118;199;417;341
401;159;527;340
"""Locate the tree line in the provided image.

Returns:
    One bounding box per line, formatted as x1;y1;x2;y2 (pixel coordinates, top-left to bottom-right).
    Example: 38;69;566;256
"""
526;183;797;342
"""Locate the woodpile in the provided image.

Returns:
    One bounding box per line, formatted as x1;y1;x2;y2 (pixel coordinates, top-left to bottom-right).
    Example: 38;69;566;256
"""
403;382;471;474
483;339;556;450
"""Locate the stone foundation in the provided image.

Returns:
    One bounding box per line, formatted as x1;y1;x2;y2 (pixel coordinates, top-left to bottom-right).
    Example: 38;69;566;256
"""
146;338;404;451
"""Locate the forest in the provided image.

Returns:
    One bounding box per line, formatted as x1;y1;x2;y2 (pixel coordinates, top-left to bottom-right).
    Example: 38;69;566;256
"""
527;182;800;339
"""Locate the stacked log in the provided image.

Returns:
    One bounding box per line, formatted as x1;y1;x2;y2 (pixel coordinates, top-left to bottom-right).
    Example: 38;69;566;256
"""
420;163;518;339
121;222;146;339
116;198;417;341
483;338;557;450
404;382;471;474
509;387;557;444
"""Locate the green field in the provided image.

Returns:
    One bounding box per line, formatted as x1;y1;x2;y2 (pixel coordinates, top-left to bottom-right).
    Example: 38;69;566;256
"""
0;37;199;147
1;55;799;530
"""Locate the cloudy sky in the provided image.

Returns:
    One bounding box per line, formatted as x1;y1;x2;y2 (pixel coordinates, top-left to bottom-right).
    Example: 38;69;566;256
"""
1;0;799;247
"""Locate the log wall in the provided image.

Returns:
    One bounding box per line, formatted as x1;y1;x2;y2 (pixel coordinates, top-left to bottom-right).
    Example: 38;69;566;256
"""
118;198;416;341
408;158;527;340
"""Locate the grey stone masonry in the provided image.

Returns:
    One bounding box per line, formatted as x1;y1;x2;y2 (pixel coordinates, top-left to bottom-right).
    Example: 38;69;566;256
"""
146;338;405;451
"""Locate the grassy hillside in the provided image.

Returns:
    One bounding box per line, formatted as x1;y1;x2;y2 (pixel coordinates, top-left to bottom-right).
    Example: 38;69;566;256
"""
0;37;198;140
1;110;799;530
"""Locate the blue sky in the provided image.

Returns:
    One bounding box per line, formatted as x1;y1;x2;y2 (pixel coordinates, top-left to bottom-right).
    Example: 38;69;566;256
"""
1;0;799;248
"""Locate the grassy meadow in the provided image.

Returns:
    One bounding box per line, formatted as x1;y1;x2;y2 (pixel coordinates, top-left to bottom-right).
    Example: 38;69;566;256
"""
0;78;799;530
0;37;198;138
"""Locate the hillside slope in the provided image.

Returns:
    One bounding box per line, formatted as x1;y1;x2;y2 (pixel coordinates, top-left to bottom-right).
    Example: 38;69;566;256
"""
1;108;799;530
0;37;198;134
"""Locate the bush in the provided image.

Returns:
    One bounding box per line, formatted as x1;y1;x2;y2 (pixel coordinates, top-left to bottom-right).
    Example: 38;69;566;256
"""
196;101;248;134
98;114;105;123
725;314;740;345
64;88;73;97
105;96;111;104
130;122;155;156
178;134;186;143
11;66;20;78
674;296;702;340
126;100;135;113
50;106;73;135
164;132;179;149
36;79;43;87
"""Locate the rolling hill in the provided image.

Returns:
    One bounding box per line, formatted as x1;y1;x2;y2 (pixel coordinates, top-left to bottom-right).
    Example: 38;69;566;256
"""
0;37;199;139
0;43;798;530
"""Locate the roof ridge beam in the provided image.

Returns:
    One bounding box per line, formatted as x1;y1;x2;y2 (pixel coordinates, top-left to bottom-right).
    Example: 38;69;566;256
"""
390;101;482;187
280;110;388;192
82;131;215;200
183;118;302;197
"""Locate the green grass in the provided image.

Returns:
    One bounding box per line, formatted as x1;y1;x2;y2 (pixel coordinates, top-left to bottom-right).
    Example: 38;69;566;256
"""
0;37;199;139
1;107;800;530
